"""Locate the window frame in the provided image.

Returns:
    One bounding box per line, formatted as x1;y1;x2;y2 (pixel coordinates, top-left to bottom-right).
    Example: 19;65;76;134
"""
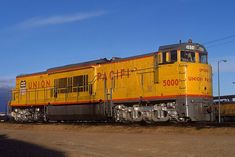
180;51;196;63
198;52;208;64
73;75;89;92
158;50;178;65
169;50;177;63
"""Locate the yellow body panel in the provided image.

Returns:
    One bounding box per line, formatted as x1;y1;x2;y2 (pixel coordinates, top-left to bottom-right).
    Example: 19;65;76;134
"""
10;53;212;107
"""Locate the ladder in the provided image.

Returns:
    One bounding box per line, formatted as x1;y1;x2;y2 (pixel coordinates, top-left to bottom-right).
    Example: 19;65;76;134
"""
178;63;189;117
103;79;113;117
178;64;187;93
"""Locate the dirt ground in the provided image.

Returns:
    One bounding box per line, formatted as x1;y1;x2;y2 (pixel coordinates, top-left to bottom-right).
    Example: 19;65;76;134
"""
0;123;235;157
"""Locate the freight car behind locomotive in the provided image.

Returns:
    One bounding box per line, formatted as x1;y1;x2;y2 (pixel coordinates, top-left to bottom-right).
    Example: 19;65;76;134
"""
9;40;213;123
214;95;235;122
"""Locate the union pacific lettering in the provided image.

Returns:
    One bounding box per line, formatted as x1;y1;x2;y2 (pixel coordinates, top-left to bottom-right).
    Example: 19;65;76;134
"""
28;80;51;89
188;77;211;82
97;68;133;81
199;68;209;73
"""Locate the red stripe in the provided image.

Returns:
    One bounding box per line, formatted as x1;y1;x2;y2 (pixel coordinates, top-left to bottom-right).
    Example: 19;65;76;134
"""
113;94;212;102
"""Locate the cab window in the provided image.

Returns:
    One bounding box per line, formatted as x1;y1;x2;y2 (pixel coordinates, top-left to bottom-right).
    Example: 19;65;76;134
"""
199;53;207;63
162;52;167;63
170;50;177;62
181;51;195;62
161;50;177;64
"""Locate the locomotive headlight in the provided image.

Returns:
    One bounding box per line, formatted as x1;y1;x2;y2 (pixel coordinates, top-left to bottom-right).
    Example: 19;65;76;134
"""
191;100;194;103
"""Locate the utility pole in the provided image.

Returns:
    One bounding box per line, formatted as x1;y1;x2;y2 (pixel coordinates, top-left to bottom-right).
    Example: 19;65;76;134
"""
218;60;227;123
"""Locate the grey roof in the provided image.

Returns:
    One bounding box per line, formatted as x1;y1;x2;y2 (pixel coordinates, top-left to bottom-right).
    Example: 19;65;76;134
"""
159;42;207;53
47;52;156;73
47;58;109;72
17;71;46;78
17;41;207;78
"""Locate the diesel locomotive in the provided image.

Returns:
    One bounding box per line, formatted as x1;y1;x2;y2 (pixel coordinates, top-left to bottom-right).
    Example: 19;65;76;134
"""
9;40;213;122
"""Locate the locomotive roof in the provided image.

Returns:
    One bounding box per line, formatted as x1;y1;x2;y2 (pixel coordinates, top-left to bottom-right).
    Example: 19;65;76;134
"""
47;58;109;72
17;52;155;78
17;58;109;78
46;52;155;74
17;71;47;78
17;41;206;78
158;42;207;53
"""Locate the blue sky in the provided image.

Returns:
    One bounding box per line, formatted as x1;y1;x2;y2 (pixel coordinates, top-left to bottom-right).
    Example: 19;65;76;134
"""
0;0;235;96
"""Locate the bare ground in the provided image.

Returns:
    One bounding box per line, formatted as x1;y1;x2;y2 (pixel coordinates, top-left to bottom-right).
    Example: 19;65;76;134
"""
0;123;235;157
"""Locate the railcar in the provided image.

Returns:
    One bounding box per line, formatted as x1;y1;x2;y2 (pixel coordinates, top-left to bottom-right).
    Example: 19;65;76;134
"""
214;95;235;122
215;103;235;122
9;40;213;122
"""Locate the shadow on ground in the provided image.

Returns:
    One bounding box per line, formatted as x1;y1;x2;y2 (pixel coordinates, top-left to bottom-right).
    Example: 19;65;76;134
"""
0;134;65;157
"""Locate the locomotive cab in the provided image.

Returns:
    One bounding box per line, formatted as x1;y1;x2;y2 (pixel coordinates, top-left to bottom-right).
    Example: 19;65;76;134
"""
157;40;213;121
158;40;208;64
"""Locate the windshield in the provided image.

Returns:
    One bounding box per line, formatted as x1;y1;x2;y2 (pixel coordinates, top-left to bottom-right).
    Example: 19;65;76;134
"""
181;51;195;62
199;53;208;63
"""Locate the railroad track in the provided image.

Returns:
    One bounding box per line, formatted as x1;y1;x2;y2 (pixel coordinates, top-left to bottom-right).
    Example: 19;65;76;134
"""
2;120;235;128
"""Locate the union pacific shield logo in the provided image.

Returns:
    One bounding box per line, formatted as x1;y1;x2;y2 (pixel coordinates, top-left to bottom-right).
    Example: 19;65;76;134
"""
20;80;26;95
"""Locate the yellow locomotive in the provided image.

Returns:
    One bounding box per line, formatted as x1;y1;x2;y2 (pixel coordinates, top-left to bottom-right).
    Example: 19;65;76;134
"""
10;40;213;122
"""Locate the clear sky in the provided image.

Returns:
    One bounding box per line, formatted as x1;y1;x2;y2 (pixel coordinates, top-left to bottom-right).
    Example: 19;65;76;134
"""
0;0;235;96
